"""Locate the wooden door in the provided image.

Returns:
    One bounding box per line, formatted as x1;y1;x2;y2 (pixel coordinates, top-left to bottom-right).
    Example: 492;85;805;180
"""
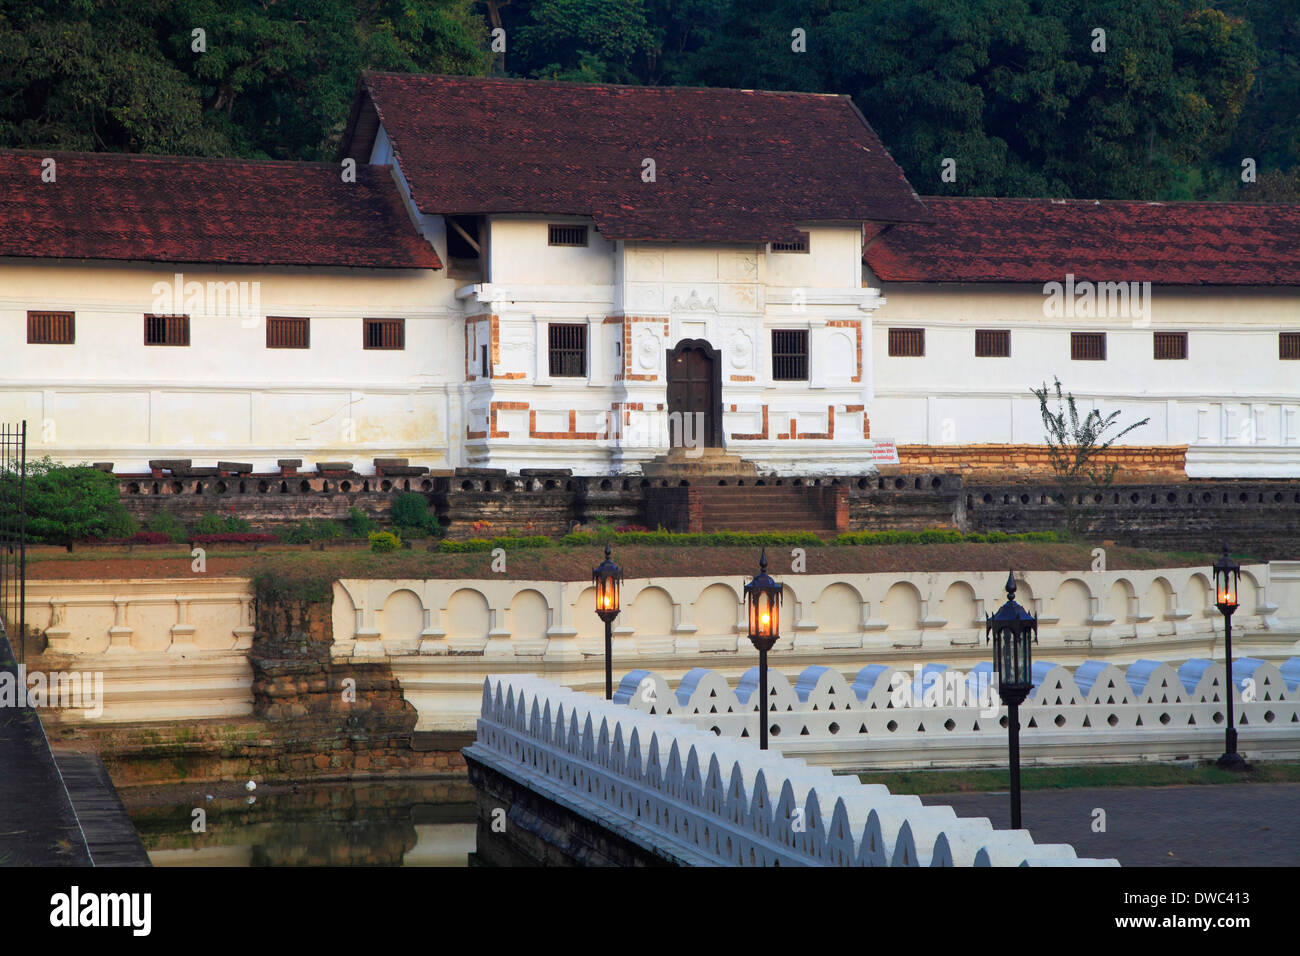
667;340;720;449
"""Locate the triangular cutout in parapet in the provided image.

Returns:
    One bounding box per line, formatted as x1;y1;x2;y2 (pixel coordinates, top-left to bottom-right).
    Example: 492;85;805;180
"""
1188;715;1196;725
859;724;868;734
1135;715;1143;726
740;728;749;737
1027;717;1037;728
1081;715;1091;727
800;726;809;736
972;720;980;731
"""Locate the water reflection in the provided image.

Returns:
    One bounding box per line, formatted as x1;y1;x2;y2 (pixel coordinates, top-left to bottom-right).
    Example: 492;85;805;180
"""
128;780;476;867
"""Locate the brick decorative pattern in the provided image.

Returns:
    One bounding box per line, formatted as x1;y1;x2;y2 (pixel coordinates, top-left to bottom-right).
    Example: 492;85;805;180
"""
529;409;602;440
827;319;863;382
618;315;669;382
898;444;1189;482
489;401;529;439
730;404;769;441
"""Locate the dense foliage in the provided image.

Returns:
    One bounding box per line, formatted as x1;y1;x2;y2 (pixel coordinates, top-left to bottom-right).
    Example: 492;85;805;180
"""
1;0;1294;199
0;458;136;546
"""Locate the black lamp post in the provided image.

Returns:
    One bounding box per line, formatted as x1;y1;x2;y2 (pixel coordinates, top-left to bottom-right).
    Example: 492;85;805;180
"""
744;548;782;750
593;545;622;700
1212;545;1247;771
986;569;1038;829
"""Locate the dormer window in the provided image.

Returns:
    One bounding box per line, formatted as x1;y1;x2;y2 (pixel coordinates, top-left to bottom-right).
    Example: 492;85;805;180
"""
548;224;589;247
771;232;809;254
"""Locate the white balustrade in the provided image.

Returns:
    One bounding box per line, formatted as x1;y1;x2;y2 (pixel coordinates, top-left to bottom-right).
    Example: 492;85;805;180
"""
467;673;1118;867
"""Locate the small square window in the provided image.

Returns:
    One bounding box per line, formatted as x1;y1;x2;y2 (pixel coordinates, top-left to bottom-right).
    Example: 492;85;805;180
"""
770;232;809;254
28;311;75;344
1153;331;1187;360
548;323;587;377
267;316;310;349
364;318;404;350
771;329;808;380
974;329;1010;357
1281;332;1300;360
888;328;925;357
548;224;588;247
1071;332;1106;360
144;314;189;346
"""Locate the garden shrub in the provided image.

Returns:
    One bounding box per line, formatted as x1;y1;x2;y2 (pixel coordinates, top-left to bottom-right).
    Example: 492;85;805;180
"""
369;530;401;553
0;457;136;546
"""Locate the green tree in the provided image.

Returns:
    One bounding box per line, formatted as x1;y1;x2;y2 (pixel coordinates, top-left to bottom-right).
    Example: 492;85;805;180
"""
0;458;136;547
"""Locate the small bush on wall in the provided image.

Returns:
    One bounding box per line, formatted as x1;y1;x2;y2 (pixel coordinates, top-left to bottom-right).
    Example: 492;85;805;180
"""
0;457;136;546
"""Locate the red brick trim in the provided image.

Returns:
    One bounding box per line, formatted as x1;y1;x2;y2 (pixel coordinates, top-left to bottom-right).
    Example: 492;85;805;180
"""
730;405;769;441
729;374;756;382
489;401;529;439
827;319;863;382
529;409;601;440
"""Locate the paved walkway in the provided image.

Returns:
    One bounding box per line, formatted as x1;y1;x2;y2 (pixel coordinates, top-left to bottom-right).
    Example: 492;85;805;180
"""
921;782;1300;866
0;635;92;865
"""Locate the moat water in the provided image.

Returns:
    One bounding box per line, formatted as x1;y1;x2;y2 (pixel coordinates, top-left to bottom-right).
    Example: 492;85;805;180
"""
127;779;476;866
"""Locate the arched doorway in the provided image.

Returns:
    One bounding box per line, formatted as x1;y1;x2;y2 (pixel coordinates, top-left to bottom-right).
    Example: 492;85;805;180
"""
666;339;722;449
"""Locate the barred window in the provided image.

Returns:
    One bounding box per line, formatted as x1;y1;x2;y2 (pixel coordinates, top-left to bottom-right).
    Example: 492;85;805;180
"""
888;327;925;357
548;224;588;247
548;323;587;377
27;311;74;344
144;314;189;346
770;232;809;254
1071;331;1106;361
771;329;808;380
974;329;1010;357
267;316;309;349
1153;331;1187;360
1281;332;1300;360
364;318;404;350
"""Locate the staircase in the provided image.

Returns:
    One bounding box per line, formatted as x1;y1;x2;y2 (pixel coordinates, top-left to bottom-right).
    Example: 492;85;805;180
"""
644;483;848;535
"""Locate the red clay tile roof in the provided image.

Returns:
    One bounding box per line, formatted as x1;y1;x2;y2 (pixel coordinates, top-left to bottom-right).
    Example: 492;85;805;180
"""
0;149;441;269
864;196;1300;286
343;73;929;244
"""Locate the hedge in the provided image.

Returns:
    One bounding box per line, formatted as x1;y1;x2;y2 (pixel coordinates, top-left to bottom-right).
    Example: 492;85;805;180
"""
190;533;279;545
831;529;1059;546
560;530;825;548
438;535;552;553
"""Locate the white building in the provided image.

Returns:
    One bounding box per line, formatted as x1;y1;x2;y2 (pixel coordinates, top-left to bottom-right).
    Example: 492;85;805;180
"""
4;75;1300;477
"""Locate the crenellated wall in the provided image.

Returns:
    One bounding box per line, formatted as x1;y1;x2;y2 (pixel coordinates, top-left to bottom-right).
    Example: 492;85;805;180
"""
466;674;1118;866
616;658;1300;770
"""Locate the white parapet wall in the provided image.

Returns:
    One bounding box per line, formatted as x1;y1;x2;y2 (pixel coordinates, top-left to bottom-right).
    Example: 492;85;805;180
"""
614;657;1300;770
336;563;1300;732
466;674;1118;866
21;577;254;724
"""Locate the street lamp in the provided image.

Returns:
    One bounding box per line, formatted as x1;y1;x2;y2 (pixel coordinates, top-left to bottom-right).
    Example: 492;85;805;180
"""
593;545;622;700
1212;545;1247;771
744;548;782;750
986;569;1038;829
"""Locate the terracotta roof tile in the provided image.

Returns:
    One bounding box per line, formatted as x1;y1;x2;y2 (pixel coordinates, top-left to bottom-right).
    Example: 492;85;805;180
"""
865;196;1300;286
346;73;928;243
0;149;440;269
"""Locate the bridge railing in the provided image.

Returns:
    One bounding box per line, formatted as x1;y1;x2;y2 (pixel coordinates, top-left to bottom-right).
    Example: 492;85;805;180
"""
468;673;1117;867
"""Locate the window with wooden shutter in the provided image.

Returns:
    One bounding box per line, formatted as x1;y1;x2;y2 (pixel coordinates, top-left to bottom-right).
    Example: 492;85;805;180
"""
974;329;1010;357
888;328;925;357
364;318;404;350
548;224;588;247
771;329;808;380
1153;331;1187;360
144;314;189;346
1281;332;1300;360
266;316;309;349
770;232;809;254
1071;331;1106;360
27;311;75;344
548;323;587;377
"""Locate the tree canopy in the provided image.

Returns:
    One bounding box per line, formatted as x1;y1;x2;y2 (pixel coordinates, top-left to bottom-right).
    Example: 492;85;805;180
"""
0;0;1295;199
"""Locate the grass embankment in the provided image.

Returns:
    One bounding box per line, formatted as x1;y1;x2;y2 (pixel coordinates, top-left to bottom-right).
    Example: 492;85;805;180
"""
857;762;1300;794
25;534;1225;600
